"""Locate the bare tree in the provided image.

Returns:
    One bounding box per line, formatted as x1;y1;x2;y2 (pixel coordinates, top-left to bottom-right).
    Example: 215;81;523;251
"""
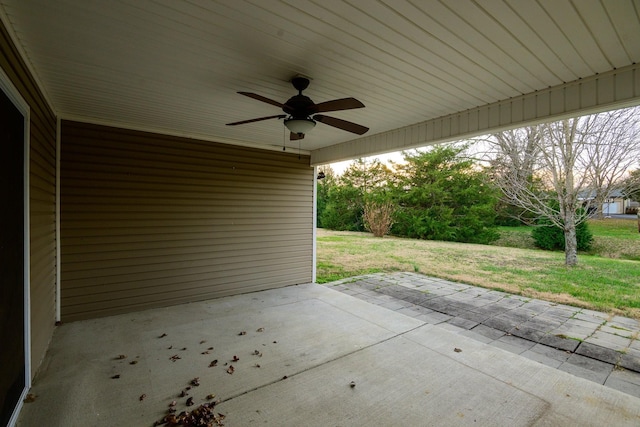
580;107;640;218
621;169;640;205
483;106;640;266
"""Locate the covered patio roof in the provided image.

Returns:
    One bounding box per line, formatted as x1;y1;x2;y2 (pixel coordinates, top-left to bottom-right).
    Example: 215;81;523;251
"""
1;0;639;164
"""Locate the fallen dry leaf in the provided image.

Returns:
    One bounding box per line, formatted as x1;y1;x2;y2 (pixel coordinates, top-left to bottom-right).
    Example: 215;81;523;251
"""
207;346;214;351
254;364;261;368
209;360;218;367
159;333;167;338
129;360;138;365
139;394;146;401
111;374;121;379
454;348;462;353
186;397;194;406
206;394;216;400
179;390;187;398
169;354;181;362
169;400;177;407
238;331;247;336
227;365;235;375
199;340;206;344
256;327;265;332
190;377;200;387
155;402;225;427
252;350;262;357
116;354;127;360
232;355;240;362
24;393;36;403
201;350;210;355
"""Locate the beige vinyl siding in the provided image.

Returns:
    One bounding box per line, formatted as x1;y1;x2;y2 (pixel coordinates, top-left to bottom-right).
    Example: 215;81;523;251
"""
61;121;313;321
0;19;57;375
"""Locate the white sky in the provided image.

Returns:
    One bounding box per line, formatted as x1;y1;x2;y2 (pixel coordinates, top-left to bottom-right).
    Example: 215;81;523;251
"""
326;151;407;175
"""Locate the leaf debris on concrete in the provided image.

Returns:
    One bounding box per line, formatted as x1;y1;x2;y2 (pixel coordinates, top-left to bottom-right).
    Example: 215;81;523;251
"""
154;402;225;426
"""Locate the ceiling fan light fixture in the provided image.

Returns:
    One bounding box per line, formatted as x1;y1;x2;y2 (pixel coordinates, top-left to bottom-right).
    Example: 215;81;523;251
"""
284;117;316;135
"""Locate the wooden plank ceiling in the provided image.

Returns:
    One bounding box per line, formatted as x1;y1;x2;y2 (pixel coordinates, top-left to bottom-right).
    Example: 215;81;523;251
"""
1;0;639;161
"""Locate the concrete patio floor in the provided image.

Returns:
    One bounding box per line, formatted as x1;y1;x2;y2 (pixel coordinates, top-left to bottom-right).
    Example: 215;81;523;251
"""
326;272;640;398
18;277;640;426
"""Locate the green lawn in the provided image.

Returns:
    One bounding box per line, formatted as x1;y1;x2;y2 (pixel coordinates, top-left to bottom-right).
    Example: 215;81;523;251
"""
316;219;640;319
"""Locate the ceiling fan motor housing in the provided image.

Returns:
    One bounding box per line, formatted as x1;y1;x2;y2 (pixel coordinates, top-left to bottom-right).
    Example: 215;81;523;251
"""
283;94;316;118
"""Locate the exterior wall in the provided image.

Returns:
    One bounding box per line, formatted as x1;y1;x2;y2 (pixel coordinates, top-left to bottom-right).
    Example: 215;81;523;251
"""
0;19;57;374
60;121;314;321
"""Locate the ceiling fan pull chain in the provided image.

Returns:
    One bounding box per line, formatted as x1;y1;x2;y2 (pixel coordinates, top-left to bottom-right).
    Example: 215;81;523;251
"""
283;124;286;151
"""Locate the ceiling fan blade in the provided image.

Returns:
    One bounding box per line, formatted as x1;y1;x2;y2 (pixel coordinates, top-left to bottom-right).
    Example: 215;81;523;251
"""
290;132;305;140
314;114;369;135
313;97;365;113
238;92;284;108
226;115;286;126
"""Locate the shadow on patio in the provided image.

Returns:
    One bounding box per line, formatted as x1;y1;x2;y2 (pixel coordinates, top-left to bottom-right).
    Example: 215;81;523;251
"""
17;279;640;426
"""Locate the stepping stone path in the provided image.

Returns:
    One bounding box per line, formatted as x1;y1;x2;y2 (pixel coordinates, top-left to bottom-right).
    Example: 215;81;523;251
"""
324;272;640;398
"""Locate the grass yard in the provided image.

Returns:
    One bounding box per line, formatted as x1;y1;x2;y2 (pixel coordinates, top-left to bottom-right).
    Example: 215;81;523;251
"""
316;220;640;319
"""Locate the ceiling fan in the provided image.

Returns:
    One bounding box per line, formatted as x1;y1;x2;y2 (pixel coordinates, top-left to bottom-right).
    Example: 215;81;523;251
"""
226;76;368;140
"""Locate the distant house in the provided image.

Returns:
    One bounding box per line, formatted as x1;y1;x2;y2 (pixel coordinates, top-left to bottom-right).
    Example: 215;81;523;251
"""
578;189;635;215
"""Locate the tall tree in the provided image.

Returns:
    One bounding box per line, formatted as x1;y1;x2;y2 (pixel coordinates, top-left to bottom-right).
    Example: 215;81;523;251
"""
392;145;499;244
485;106;640;266
318;158;394;231
483;127;543;225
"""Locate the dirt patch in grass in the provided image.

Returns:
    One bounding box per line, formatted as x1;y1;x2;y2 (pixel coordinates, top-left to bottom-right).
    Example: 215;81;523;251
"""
521;289;588;308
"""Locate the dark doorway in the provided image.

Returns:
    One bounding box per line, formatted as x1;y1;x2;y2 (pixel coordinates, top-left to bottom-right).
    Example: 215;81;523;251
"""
0;85;26;426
